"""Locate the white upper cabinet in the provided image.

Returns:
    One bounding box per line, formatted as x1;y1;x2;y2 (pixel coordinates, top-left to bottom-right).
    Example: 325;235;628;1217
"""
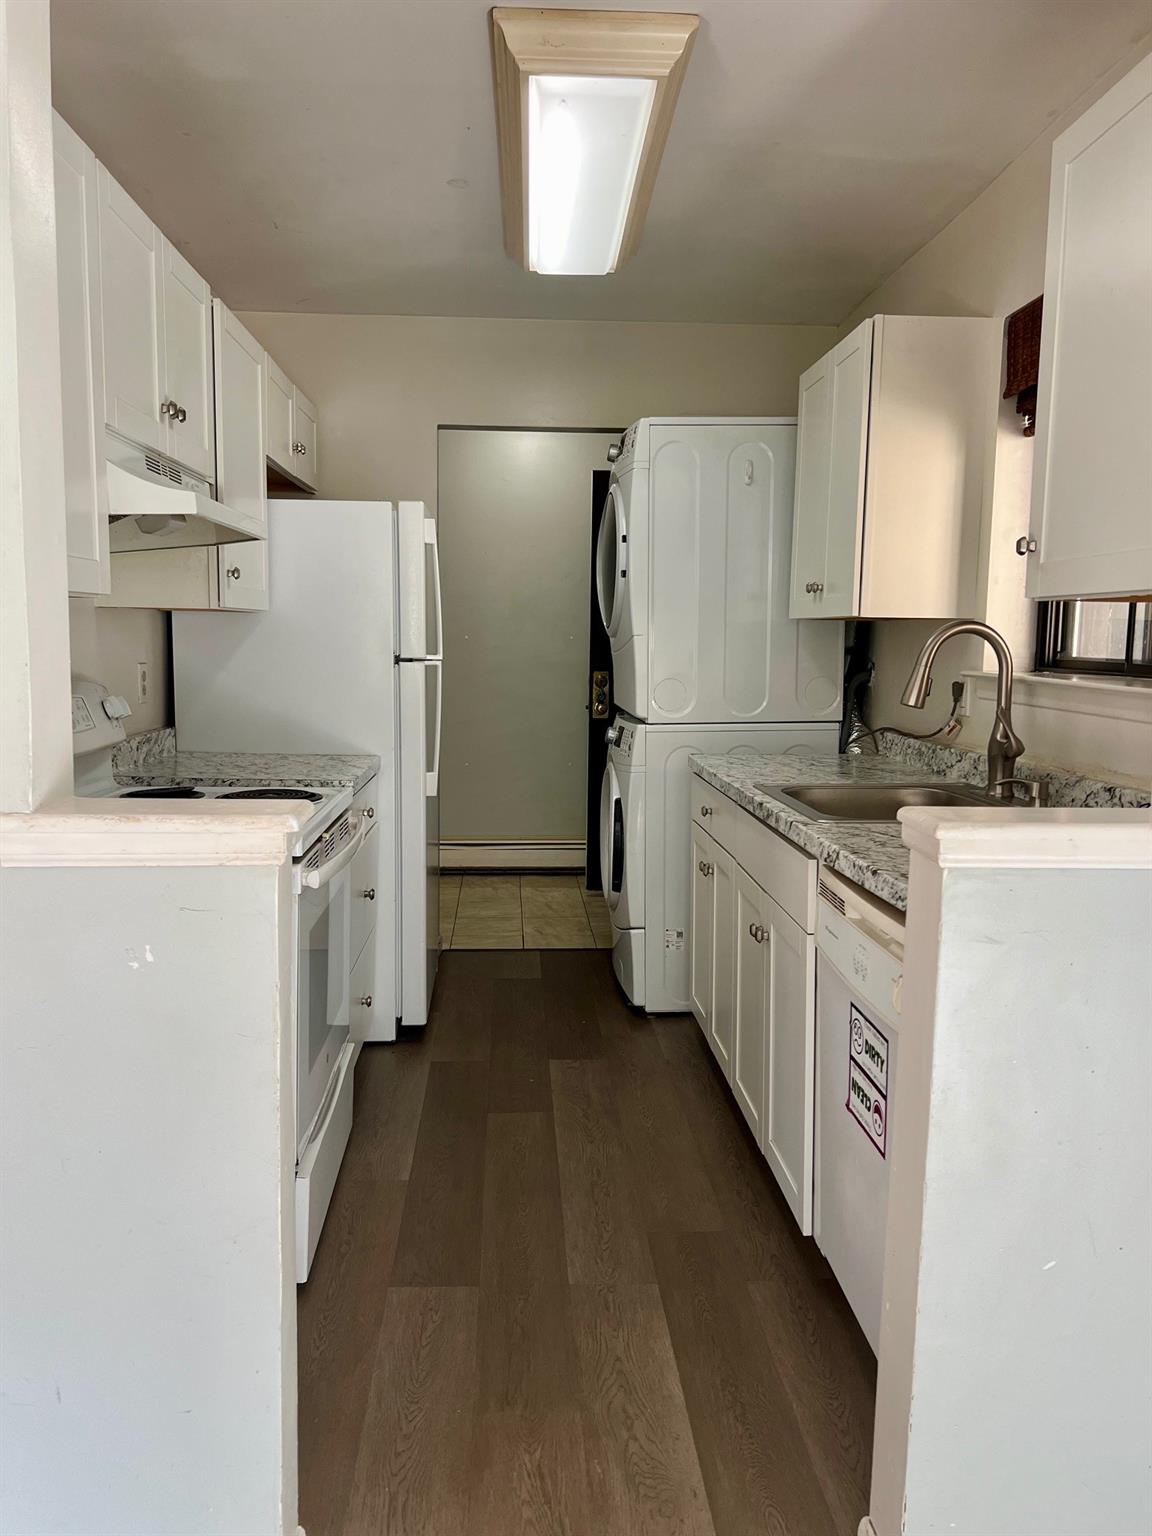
53;114;109;596
97;164;214;477
265;355;319;491
97;164;163;452
159;238;215;478
213;302;268;611
265;355;294;475
291;386;318;490
789;314;999;621
1027;55;1152;600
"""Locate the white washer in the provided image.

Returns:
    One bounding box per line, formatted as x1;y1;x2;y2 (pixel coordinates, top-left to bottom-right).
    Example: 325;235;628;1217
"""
602;712;840;1010
596;418;843;726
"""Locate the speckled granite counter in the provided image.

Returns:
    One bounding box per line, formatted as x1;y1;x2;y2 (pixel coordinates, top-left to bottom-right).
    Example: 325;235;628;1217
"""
113;748;379;794
690;740;1149;911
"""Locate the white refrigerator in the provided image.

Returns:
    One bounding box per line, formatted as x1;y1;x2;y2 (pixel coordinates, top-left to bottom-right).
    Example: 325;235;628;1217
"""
172;499;442;1039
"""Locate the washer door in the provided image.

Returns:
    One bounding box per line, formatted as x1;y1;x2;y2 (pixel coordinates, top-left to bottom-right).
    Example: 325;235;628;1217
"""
595;482;627;639
599;760;625;913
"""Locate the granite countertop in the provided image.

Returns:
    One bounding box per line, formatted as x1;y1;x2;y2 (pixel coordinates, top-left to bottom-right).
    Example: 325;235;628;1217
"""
114;748;380;794
691;736;1149;911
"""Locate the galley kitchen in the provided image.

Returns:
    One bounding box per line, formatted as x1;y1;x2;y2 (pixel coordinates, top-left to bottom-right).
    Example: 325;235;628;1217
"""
2;5;1150;1536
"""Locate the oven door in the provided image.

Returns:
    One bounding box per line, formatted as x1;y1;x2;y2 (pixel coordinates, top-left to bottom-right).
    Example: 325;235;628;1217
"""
295;834;357;1154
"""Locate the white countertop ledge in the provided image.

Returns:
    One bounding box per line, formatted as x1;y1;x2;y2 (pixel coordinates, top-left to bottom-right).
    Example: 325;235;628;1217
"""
899;805;1152;869
0;796;310;868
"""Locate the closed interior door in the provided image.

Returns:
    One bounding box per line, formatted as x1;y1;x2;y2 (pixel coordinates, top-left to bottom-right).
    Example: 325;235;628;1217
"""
438;428;620;854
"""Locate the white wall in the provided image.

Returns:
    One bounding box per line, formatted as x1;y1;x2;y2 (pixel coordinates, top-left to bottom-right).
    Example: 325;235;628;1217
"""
237;312;837;508
69;598;170;735
0;0;73;809
844;40;1152;781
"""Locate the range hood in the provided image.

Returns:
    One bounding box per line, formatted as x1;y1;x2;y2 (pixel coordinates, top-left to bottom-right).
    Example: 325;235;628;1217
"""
106;435;264;552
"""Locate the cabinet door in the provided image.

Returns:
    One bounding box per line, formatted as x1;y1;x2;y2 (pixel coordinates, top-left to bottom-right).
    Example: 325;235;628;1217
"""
710;844;736;1081
97;164;163;450
1028;56;1152;599
291;385;318;490
822;318;873;616
762;897;816;1233
265;355;294;474
160;238;214;477
733;866;769;1142
690;821;716;1034
54;116;109;596
217;541;268;612
789;352;832;617
213;302;268;610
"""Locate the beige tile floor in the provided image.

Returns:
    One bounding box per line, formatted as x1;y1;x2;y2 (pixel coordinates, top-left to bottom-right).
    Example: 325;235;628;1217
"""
440;874;613;950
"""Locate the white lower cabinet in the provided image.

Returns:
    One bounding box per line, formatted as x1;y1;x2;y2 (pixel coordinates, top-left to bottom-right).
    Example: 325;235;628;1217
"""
690;774;818;1233
690;822;735;1079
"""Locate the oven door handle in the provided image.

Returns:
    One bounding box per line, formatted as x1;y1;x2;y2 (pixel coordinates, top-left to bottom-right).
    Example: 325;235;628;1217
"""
300;816;370;890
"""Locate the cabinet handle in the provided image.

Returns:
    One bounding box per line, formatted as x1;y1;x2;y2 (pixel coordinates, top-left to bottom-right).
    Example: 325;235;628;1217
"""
226;566;241;580
362;887;376;901
1015;536;1037;555
359;995;373;1009
700;805;712;817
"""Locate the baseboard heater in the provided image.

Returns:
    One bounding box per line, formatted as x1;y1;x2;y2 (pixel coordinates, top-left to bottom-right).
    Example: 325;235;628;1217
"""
441;840;586;873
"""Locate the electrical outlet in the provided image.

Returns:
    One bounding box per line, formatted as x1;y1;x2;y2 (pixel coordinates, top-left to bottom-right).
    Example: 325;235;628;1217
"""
136;662;150;703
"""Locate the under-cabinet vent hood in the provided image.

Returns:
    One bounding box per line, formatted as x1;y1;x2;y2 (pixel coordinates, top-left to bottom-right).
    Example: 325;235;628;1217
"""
106;434;264;551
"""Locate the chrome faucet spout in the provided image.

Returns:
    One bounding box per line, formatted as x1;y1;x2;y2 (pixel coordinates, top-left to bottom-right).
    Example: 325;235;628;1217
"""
900;620;1024;800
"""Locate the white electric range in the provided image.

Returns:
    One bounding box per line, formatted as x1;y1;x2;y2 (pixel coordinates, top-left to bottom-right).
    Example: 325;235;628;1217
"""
71;673;369;1282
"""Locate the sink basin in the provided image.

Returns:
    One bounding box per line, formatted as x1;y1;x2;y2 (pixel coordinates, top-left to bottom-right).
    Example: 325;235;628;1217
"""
754;781;1002;822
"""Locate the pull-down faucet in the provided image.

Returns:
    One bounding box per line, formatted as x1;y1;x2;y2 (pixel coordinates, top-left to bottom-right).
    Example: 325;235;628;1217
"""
901;620;1025;801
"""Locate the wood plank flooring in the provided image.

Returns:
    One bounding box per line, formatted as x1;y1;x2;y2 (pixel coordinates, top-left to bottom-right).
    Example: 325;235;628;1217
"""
298;950;876;1536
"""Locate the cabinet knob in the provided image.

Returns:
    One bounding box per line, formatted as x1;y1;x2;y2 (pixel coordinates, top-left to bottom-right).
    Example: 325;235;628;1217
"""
293;440;308;455
700;804;712;817
359;995;373;1009
698;859;713;877
1015;536;1037;555
363;805;375;819
812;581;824;594
160;399;175;419
226;566;241;580
176;405;187;423
748;922;766;943
362;887;376;901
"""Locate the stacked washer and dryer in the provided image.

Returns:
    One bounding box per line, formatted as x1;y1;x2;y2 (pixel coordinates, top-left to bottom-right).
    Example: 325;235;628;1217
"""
597;417;843;1011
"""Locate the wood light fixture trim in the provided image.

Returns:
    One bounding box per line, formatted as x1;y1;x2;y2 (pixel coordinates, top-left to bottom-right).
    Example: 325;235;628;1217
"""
490;7;700;271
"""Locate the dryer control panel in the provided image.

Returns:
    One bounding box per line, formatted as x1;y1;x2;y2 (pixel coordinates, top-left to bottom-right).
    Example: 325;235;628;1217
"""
608;717;636;758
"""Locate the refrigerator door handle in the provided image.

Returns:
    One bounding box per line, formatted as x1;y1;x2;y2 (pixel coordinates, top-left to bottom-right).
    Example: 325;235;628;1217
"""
426;659;443;797
425;516;444;661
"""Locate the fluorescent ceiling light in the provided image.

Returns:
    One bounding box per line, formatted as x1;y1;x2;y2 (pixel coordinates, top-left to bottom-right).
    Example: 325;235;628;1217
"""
528;76;656;275
491;8;699;276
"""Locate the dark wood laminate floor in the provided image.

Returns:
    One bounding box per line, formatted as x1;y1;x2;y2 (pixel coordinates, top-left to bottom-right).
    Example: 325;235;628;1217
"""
298;950;876;1536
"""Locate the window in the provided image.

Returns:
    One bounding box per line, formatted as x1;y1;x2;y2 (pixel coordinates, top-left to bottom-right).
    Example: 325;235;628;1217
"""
1036;600;1152;678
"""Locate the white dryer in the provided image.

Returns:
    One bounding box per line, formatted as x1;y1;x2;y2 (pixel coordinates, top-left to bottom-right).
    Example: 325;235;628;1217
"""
596;418;842;726
601;711;840;1011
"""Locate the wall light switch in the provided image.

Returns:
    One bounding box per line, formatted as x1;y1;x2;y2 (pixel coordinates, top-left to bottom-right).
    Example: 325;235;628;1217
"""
136;662;150;703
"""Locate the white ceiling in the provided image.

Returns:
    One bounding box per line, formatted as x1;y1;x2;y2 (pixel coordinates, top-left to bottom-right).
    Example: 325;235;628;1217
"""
51;0;1150;324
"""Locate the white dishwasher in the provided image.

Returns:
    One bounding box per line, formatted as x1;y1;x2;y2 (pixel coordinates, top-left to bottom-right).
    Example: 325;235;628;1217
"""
813;867;905;1353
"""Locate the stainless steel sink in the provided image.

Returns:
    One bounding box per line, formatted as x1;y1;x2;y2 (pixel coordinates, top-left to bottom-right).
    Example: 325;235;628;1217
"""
754;781;1003;822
